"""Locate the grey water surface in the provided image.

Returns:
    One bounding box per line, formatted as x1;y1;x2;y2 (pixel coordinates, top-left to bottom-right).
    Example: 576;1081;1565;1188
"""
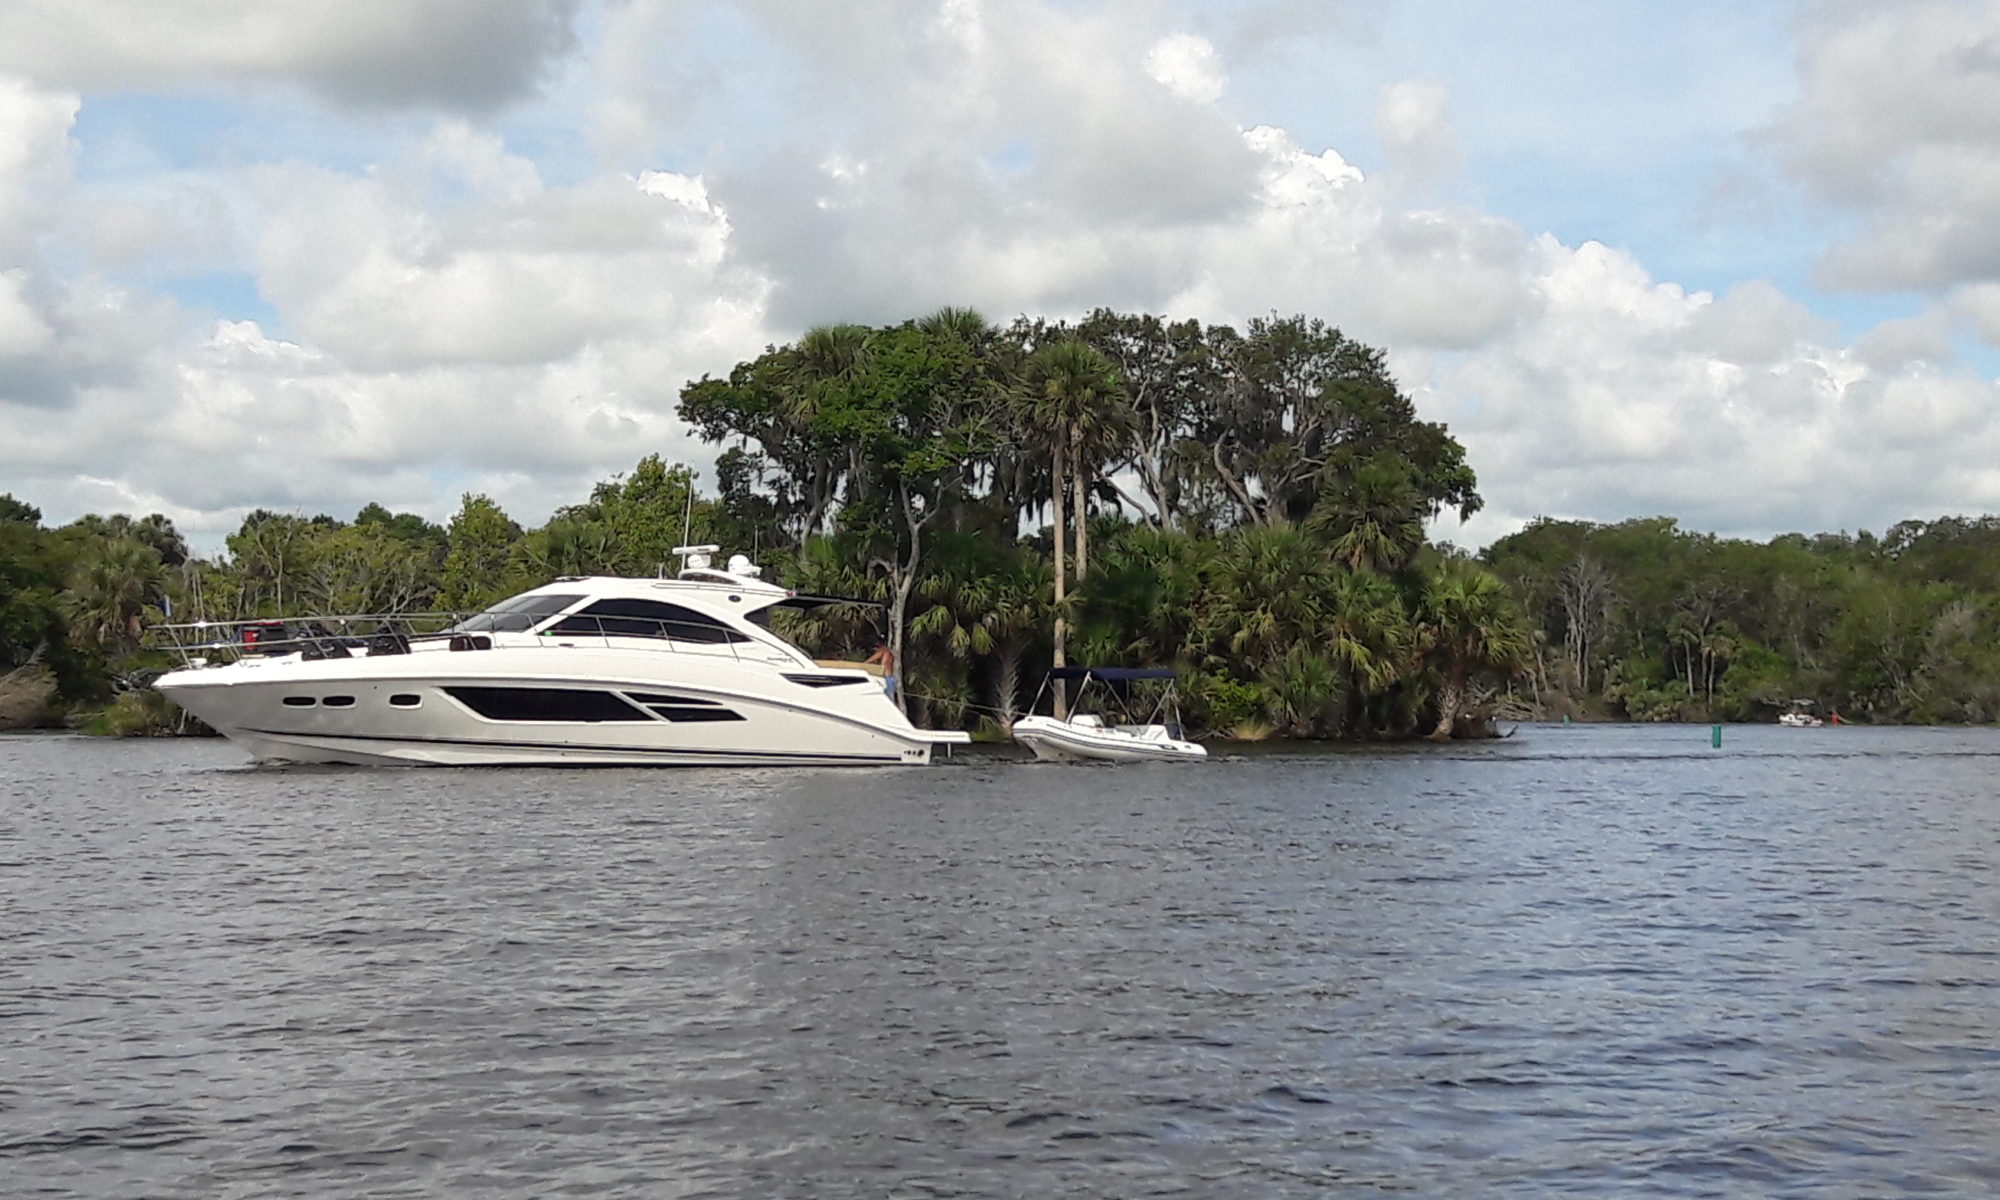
3;724;1997;1198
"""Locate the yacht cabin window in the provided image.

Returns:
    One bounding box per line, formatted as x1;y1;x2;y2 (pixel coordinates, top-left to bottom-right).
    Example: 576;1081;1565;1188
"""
549;598;751;644
447;592;585;635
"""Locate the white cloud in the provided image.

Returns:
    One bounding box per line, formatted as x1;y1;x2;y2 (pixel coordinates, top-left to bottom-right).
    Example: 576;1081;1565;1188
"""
0;88;771;544
1686;279;1836;368
1852;308;1956;368
115;145;771;532
0;268;53;355
1946;280;2000;344
1376;79;1459;190
9;0;2000;559
242;134;759;374
1163;126;1525;351
0;0;581;112
1145;33;1227;104
0;79;76;257
1774;0;2000;290
1429;235;2000;545
597;0;1264;326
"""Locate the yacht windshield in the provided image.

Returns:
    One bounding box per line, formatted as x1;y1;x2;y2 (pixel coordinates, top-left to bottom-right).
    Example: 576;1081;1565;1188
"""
446;592;583;634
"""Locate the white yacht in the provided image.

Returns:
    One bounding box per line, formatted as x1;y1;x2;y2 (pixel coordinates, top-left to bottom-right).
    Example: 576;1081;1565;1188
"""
153;548;969;767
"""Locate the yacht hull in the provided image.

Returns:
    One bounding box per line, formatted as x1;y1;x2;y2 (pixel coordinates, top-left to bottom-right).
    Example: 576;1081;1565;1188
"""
158;648;960;767
221;729;916;767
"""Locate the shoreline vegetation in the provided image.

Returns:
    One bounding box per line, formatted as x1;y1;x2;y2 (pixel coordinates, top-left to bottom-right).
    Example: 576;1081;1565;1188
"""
6;307;1999;741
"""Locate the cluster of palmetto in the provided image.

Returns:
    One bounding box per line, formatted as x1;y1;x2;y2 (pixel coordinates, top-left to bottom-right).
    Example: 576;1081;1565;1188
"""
680;306;1533;740
56;515;185;661
0;506;190;721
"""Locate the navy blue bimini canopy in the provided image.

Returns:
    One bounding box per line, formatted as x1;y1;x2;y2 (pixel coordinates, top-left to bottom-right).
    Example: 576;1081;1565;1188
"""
1047;666;1177;681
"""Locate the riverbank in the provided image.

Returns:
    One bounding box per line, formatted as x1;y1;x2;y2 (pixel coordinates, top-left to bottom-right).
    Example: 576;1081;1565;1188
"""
0;666;57;731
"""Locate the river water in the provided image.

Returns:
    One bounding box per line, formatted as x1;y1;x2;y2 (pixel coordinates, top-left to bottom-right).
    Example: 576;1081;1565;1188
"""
3;724;1997;1198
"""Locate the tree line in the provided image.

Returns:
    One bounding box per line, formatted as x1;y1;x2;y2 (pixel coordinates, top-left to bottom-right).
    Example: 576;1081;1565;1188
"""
7;306;1993;736
1484;514;2000;724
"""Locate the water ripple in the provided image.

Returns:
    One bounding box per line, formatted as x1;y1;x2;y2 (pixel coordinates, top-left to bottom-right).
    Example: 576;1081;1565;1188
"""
2;724;1998;1197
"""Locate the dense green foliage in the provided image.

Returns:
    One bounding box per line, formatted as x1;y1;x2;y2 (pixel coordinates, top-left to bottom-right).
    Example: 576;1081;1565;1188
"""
1483;516;2000;723
676;308;1509;738
19;306;1991;736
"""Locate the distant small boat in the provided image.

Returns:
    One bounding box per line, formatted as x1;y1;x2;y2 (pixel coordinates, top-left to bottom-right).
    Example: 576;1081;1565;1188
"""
1778;699;1823;728
1011;667;1207;763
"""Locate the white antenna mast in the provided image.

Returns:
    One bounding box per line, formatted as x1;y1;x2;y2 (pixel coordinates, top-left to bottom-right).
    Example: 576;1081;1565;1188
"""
660;475;697;577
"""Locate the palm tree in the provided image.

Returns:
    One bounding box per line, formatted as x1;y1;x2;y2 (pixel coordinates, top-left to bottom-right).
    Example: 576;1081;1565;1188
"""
1207;525;1331;672
789;323;874;410
511;516;617;581
1260;645;1341;736
130;513;190;567
1323;567;1414;698
782;324;875;543
1418;558;1532;740
909;533;999;719
64;538;169;656
67;513;190;567
1011;338;1128;715
908;533;1055;730
979;551;1050;727
779;534;885;659
1075;525;1210;666
916;305;991;346
1307;458;1427;573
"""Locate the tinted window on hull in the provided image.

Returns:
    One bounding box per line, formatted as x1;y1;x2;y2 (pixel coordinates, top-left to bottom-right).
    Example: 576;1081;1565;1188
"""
617;690;745;721
623;691;724;706
649;706;746;722
444;686;652;722
783;674;869;688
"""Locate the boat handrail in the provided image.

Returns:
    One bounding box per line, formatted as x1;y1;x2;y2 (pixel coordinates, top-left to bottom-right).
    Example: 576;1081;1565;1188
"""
149;612;462;633
145;613;461;661
146;610;803;668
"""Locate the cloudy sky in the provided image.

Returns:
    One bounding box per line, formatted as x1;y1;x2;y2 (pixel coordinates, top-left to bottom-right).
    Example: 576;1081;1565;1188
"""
3;0;2000;553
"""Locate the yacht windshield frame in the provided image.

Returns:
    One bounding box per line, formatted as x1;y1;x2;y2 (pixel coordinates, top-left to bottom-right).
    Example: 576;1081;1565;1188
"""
445;592;585;635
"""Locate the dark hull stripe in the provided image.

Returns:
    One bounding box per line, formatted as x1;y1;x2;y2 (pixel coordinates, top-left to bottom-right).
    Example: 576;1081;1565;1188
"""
177;671;931;746
235;727;906;763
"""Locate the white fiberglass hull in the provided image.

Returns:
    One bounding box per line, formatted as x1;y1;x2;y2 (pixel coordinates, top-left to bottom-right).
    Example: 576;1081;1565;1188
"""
1011;715;1207;763
157;645;966;768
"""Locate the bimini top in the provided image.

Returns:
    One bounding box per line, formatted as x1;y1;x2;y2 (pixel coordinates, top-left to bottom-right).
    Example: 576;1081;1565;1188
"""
1047;666;1178;681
